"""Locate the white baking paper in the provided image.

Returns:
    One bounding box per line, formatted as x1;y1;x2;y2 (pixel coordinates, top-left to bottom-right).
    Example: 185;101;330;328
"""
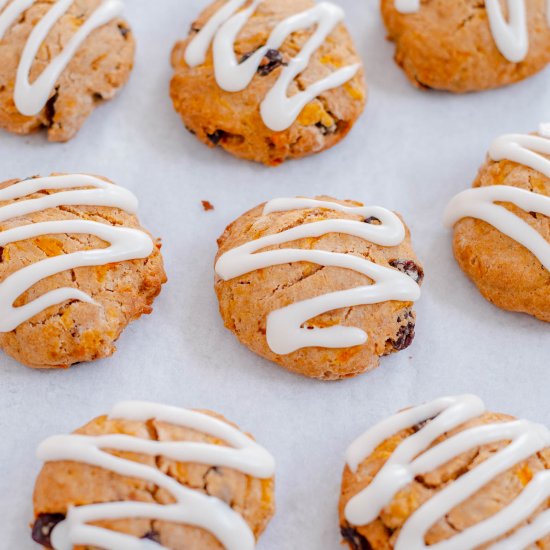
0;1;549;548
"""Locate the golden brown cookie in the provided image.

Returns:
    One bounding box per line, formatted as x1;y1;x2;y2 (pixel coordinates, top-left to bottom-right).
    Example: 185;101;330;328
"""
170;0;366;166
32;402;276;549
0;0;135;142
446;129;550;322
214;196;423;380
380;0;550;92
0;173;166;369
339;395;550;549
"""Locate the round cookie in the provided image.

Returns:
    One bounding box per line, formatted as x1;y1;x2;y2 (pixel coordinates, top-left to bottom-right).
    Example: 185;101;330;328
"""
170;0;366;166
0;0;135;142
214;196;423;380
32;401;276;550
445;128;550;322
339;394;550;549
380;0;550;93
0;174;166;369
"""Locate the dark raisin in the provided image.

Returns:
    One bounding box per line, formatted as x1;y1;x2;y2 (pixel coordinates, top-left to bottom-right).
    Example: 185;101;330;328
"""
92;92;104;102
341;526;373;550
389;259;424;285
241;49;286;76
315;121;337;135
117;24;130;38
45;87;60;127
190;24;201;34
364;216;381;225
207;130;226;145
32;514;65;547
391;321;415;351
258;49;285;76
530;211;538;219
142;530;161;542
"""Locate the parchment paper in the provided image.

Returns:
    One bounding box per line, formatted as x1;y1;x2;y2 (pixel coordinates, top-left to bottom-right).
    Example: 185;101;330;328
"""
1;1;549;548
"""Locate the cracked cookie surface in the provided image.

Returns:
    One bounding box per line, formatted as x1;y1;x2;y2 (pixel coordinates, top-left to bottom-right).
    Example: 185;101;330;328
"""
170;0;366;166
339;410;550;549
380;0;550;92
0;0;135;142
452;155;550;322
214;196;423;380
32;410;276;549
0;175;166;369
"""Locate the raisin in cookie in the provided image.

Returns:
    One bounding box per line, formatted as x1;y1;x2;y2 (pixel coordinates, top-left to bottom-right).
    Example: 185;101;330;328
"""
215;196;423;381
381;0;550;92
32;401;276;550
339;394;550;549
170;0;366;166
0;0;134;142
0;173;166;369
445;126;550;322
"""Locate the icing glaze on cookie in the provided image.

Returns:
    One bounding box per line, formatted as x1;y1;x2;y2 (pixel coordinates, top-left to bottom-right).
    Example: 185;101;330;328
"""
444;129;550;272
0;174;153;332
345;394;550;550
215;198;421;355
37;401;276;550
0;0;123;116
185;0;361;132
394;0;419;14
394;0;550;63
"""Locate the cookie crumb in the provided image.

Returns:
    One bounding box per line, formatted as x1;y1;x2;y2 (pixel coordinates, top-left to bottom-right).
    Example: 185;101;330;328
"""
202;200;215;211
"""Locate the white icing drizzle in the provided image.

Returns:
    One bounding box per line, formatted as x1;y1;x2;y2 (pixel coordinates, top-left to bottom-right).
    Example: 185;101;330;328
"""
215;198;421;355
485;0;529;63
489;127;550;178
0;174;154;333
444;129;550;273
344;395;550;550
394;0;419;15
185;0;361;132
37;401;276;550
393;0;550;63
0;0;123;116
